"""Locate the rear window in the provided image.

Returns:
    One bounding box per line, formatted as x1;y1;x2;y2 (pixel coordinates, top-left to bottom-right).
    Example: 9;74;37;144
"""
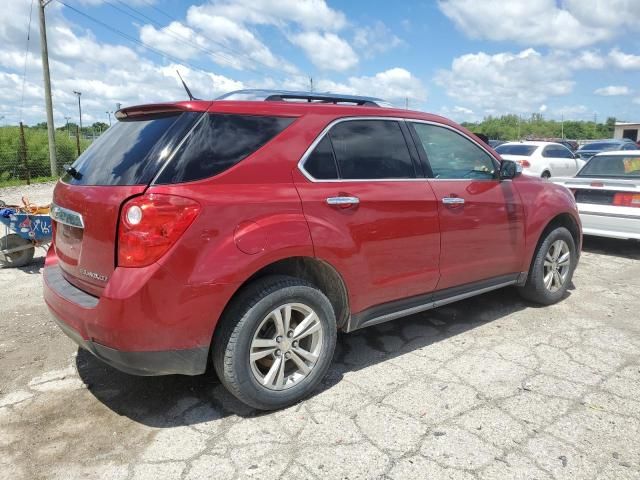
495;144;537;156
156;114;294;183
578;142;619;151
63;112;200;186
578;155;640;178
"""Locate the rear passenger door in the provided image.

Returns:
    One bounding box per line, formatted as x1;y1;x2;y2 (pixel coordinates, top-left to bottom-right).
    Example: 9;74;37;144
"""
294;118;441;315
408;121;525;291
542;145;576;176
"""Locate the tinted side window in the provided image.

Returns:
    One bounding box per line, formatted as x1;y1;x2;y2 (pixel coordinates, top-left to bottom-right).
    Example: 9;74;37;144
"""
328;120;415;179
157;114;294;184
545;146;572;158
410;123;496;179
304;136;338;179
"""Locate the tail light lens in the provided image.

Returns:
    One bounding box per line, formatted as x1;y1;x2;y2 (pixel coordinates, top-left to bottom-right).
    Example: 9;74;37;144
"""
613;192;640;208
516;159;531;168
118;194;200;267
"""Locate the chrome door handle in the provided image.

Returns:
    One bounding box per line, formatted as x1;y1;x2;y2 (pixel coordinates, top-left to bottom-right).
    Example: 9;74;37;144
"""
442;197;465;205
326;196;360;206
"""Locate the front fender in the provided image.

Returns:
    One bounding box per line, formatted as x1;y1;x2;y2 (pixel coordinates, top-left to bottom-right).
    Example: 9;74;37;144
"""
515;178;581;271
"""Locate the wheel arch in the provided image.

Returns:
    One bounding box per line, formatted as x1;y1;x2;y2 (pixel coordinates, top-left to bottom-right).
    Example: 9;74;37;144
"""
214;256;350;336
528;212;581;274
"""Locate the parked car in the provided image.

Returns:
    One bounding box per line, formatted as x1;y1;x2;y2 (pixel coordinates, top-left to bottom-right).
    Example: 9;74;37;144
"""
44;89;582;410
558;140;579;152
576;139;637;162
488;139;506;148
495;141;582;178
553;151;640;240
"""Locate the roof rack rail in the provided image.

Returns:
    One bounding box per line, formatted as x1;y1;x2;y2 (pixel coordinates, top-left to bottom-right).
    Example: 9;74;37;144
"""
215;89;391;107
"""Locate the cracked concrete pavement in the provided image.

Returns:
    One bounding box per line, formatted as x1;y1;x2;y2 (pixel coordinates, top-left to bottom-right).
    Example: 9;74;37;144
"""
1;185;640;479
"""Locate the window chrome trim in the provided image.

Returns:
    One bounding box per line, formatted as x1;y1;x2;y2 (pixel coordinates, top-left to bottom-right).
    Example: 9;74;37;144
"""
50;203;84;229
297;116;501;183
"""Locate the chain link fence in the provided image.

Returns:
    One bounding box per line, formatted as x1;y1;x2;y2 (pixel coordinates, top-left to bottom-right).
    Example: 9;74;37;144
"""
0;126;94;187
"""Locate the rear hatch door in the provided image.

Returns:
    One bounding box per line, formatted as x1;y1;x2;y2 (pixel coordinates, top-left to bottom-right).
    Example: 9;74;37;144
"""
51;107;204;296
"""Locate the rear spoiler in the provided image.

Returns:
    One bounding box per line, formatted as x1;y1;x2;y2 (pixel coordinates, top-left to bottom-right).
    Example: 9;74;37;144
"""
115;102;212;120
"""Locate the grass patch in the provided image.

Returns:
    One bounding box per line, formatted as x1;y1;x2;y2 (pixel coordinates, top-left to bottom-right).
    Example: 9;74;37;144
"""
0;176;58;188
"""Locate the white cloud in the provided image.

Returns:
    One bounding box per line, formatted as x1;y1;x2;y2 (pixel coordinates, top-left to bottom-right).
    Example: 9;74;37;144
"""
435;49;574;114
353;22;403;57
289;32;358;71
568;50;607;70
608;48;640;70
552;105;589;118
0;2;244;125
438;0;638;49
139;22;207;61
196;0;347;31
594;85;631;96
185;4;298;73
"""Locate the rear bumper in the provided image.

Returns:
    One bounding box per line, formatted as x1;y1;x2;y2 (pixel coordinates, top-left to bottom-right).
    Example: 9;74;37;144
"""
51;311;208;376
579;205;640;240
43;252;238;376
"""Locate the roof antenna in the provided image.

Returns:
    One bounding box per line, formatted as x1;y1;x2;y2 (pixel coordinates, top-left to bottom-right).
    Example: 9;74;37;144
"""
176;69;197;101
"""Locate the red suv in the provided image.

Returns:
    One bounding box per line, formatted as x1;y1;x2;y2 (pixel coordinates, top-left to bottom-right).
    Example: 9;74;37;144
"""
44;90;581;410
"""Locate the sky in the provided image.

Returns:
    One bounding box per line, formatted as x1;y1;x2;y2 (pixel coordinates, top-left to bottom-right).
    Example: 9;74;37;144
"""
1;0;639;127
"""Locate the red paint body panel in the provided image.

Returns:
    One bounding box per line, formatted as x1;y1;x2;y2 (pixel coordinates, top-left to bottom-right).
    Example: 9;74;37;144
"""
428;179;526;290
43;98;581;375
293;170;440;313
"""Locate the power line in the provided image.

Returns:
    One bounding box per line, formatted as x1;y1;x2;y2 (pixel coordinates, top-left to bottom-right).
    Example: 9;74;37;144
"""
104;0;239;70
109;0;292;81
20;0;35;123
55;0;228;85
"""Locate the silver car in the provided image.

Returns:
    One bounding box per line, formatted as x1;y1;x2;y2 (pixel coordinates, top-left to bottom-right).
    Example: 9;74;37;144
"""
553;151;640;240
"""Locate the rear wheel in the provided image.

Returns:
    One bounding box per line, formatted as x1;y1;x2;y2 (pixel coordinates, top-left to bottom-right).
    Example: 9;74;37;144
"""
0;234;35;268
213;275;337;410
518;227;576;305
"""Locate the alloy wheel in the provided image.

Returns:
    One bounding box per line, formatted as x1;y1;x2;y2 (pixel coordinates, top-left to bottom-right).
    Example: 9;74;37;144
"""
249;303;324;391
543;239;571;292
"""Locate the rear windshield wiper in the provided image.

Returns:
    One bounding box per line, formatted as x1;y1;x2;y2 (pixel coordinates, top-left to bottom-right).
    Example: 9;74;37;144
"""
64;164;83;180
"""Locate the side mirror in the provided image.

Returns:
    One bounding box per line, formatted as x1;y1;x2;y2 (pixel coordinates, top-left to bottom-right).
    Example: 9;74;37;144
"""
499;160;522;180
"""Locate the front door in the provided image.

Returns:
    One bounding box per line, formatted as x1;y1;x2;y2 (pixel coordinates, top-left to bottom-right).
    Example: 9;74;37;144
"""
294;119;441;314
408;122;526;290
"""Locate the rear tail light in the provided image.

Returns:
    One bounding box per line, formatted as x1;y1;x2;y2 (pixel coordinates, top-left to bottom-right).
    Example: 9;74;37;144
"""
613;192;640;208
516;159;531;168
118;194;200;267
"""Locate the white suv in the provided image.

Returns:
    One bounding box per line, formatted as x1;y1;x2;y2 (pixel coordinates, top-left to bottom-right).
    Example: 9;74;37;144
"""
495;141;583;178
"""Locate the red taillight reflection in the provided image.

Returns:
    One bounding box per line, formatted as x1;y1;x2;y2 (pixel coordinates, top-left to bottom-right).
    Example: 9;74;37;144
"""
516;159;531;168
118;194;200;267
613;192;640;208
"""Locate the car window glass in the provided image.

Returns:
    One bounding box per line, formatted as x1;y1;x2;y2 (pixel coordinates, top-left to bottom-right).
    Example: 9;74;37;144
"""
156;114;294;183
328;120;415;179
304;136;339;180
410;123;496;179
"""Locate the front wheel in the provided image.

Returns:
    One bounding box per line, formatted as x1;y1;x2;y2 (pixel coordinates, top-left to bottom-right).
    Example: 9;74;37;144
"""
518;227;576;305
213;275;337;410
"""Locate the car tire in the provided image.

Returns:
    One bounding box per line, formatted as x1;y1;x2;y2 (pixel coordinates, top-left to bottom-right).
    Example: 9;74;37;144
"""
213;275;337;410
0;234;35;268
518;226;576;305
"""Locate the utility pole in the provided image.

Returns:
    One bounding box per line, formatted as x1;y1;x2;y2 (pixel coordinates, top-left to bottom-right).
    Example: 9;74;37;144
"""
405;97;409;110
74;90;82;132
106;111;111;126
64;116;70;138
561;114;564;139
309;77;313;93
38;0;57;176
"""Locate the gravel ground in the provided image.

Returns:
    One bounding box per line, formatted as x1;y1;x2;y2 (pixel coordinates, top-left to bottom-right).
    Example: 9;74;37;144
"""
1;182;640;480
0;181;56;207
